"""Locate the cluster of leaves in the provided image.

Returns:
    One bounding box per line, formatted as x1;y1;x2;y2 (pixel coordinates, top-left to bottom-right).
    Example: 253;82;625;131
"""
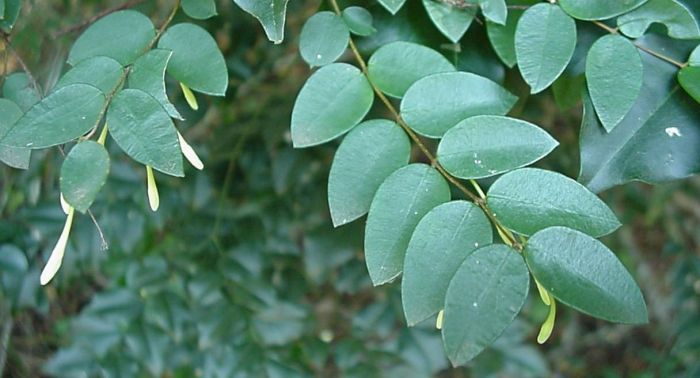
2;0;700;373
284;0;700;366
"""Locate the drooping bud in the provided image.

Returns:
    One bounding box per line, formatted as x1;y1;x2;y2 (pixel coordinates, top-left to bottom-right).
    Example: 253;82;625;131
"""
98;124;109;145
436;309;444;330
146;165;160;211
537;297;557;344
177;131;204;170
180;82;199;111
40;207;75;285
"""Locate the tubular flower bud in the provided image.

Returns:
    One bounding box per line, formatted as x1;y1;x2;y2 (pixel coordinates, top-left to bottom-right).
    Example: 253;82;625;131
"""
177;131;204;170
180;82;199;111
146;165;160;211
40;207;75;285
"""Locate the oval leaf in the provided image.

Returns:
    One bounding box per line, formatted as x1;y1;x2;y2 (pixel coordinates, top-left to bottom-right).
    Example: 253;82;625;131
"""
379;0;407;15
402;201;493;326
291;63;374;148
422;0;475;43
617;0;700;40
365;164;450;286
0;99;30;169
68;10;155;65
487;168;621;237
0;84;106;149
487;8;526;68
158;23;228;96
442;244;529;366
679;66;700;103
3;72;40;112
401;72;517;138
328;120;411;227
525;226;648;324
342;6;376;37
181;0;217;20
559;0;648;20
60;141;110;213
368;41;455;98
437;115;558;179
128;49;183;120
299;12;350;67
515;3;577;94
480;0;507;25
586;35;643;132
233;0;289;44
55;56;125;94
107;89;183;177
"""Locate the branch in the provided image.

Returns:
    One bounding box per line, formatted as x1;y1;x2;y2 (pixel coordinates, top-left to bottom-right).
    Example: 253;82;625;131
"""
1;34;41;95
438;0;530;9
328;0;520;249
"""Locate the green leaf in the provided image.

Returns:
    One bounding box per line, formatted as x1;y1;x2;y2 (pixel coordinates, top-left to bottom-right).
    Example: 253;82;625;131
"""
299;12;350;67
379;0;407;15
365;164;450;286
328;119;411;227
689;44;700;65
68;10;155;65
0;84;106;149
128;49;183;120
55;56;125;94
487;168;621;237
233;0;289;44
181;0;217;20
0;0;20;32
479;0;507;25
437;115;558;179
678;66;700;102
515;3;577;94
341;6;376;37
525;226;648;324
291;63;374;148
0;98;30;169
367;41;455;98
487;8;525;68
106;89;183;177
586;35;643;132
558;0;648;20
422;0;476;43
579;44;700;192
442;244;529;366
402;201;492;326
3;72;40;112
158;23;228;96
400;72;518;138
617;0;700;40
60;141;110;213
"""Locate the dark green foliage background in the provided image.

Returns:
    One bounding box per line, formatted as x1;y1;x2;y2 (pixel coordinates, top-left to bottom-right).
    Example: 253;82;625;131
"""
0;0;699;376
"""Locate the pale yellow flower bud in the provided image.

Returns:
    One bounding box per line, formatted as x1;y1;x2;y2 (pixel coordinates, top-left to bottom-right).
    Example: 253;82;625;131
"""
40;207;75;285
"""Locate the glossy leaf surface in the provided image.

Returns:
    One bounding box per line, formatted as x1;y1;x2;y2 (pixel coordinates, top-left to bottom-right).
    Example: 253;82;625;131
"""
299;12;350;67
60;141;110;213
233;0;289;44
365;164;450;286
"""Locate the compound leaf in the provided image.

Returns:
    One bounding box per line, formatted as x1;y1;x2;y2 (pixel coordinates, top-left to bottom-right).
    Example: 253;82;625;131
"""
525;226;648;324
401;72;517;138
437;115;558;179
442;244;529;366
487;168;621;237
291;63;374;148
365;164;450;286
107;89;183;177
328;119;411;227
60;141;110;213
402;201;492;326
515;3;577;93
586;35;643;132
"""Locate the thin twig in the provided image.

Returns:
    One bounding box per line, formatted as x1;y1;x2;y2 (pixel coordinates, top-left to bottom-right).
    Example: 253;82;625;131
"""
1;34;40;94
439;0;530;9
329;0;520;249
51;0;148;38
